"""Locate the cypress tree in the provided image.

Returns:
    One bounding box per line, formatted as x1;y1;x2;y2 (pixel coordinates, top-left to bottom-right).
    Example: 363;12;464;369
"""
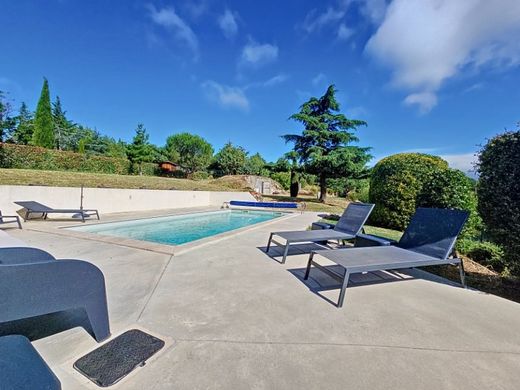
32;78;54;148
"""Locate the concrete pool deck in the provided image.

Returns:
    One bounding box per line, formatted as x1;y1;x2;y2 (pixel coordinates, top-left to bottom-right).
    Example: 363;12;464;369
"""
2;209;520;389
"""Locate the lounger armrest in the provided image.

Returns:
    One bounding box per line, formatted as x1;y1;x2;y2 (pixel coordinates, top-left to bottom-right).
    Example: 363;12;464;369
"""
0;247;57;265
311;222;335;230
354;233;397;247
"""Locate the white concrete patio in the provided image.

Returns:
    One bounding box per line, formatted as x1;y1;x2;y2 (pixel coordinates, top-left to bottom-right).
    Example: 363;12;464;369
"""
3;209;520;389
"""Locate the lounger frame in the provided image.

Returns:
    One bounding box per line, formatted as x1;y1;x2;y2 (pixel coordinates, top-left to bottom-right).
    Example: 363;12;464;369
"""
14;201;99;223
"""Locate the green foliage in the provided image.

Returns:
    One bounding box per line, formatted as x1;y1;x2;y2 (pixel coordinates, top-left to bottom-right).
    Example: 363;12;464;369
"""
283;84;371;202
12;102;33;144
243;152;267;175
212;142;247;176
0;143;130;174
0;91;16;142
270;171;291;190
165;132;213;173
32;78;55;148
190;171;212;180
369;153;449;230
52;96;78;150
418;168;481;239
127;124;155;175
477;129;520;275
328;178;370;202
457;239;506;273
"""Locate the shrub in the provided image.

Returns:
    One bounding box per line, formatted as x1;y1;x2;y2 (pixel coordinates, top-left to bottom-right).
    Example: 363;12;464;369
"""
457;239;506;273
477;130;520;275
369;153;448;230
0;143;130;174
190;171;212;181
418;168;482;239
269;172;291;190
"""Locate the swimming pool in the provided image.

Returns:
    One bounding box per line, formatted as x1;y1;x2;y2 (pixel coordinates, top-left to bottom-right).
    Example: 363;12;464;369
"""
68;210;284;245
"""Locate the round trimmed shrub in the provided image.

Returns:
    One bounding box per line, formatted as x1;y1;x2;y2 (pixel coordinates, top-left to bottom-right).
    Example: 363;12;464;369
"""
418;168;481;239
369;153;448;230
477;130;520;275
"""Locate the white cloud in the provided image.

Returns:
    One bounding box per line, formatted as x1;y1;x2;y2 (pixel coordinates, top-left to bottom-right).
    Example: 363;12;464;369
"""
147;5;199;57
241;41;278;66
218;9;238;38
337;23;354;40
366;0;520;113
403;92;437;114
303;1;350;34
201;81;250;111
440;153;477;176
312;73;327;86
261;74;288;87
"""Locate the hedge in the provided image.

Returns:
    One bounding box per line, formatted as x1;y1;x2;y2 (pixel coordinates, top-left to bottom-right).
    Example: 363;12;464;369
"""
418;168;481;239
0;143;134;175
368;153;448;230
477;130;520;275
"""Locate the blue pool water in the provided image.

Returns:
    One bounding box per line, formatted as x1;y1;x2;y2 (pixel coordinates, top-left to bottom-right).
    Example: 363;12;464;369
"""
68;210;283;245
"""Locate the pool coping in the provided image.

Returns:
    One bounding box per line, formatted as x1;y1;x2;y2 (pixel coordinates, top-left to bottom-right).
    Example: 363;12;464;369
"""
23;207;300;255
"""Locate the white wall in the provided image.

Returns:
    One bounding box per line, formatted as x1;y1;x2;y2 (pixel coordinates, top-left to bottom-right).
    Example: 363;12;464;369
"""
0;185;255;216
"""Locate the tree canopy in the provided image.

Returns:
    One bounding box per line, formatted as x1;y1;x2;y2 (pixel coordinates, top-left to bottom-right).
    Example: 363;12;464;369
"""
127;124;155;175
32;78;54;148
283;84;371;202
212;142;247;176
165;132;214;174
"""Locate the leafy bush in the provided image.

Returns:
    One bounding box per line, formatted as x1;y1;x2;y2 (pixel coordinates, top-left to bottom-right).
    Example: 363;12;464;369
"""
369;153;448;230
477;130;520;275
457;239;505;273
418;168;481;239
269;172;291;190
0;143;131;174
190;171;212;181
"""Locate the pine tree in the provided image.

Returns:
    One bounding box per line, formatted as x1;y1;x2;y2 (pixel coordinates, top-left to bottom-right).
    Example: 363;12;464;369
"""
127;124;154;175
12;102;34;144
0;91;16;142
283;85;371;202
52;96;76;150
32;78;54;148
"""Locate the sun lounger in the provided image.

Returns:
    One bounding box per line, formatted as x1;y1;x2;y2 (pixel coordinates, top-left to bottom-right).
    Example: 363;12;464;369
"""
266;202;375;263
0;335;61;390
304;208;469;307
14;201;99;222
0;244;110;342
0;210;22;229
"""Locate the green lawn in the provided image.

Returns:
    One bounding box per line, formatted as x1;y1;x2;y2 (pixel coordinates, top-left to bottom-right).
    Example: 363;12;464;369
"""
0;168;240;192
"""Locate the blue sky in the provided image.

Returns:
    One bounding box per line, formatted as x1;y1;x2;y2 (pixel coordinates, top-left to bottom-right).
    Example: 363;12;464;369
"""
1;0;520;174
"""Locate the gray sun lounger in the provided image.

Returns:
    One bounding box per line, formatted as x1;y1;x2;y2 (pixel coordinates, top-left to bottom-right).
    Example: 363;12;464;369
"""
304;208;469;307
0;246;110;342
14;201;100;222
266;202;375;263
0;210;22;229
0;335;61;390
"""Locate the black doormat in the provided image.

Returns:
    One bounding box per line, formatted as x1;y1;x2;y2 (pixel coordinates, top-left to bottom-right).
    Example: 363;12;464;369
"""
74;329;165;387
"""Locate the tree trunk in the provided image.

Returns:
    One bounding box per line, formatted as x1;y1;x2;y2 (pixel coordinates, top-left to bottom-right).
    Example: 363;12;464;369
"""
319;173;327;203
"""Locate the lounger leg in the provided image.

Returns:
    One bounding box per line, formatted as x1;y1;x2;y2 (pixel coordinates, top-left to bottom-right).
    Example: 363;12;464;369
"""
84;300;111;342
281;242;290;264
96;210;100;220
459;260;466;288
266;233;273;252
24;210;29;222
337;271;351;308
16;217;22;229
304;253;314;280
